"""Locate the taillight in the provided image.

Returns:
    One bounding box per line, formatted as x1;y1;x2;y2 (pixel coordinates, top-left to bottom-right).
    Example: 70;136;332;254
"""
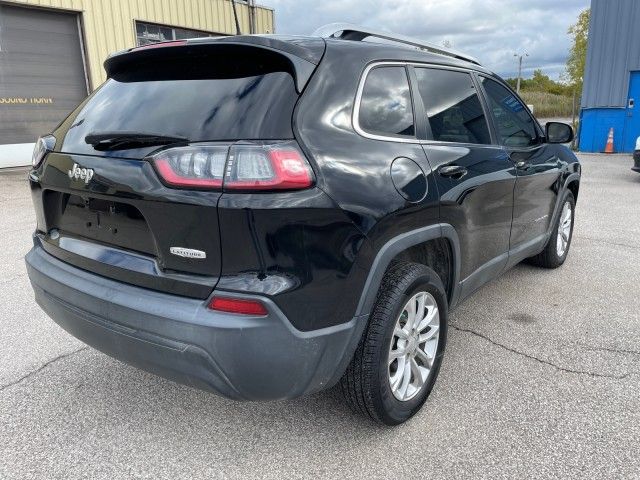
151;141;314;191
153;145;227;188
225;142;314;190
208;296;268;316
32;135;56;168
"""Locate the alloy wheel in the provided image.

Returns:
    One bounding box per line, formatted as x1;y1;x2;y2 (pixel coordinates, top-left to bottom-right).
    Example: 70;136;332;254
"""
388;291;440;402
556;201;573;257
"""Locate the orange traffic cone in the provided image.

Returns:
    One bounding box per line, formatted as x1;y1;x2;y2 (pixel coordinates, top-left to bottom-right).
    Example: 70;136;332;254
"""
604;128;615;153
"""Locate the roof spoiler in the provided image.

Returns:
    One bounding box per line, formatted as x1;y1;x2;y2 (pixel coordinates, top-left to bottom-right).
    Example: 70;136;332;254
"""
313;23;480;65
104;36;325;93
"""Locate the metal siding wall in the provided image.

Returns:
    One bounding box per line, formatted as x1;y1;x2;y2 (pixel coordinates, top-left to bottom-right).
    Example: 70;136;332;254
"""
256;6;273;33
582;0;640;109
579;108;626;152
3;0;274;89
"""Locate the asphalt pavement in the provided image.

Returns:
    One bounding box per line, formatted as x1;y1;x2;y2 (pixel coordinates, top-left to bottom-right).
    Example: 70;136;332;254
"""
1;153;639;479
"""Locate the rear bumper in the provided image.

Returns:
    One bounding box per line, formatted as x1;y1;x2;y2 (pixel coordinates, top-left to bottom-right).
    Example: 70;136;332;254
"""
25;243;367;400
633;151;640;172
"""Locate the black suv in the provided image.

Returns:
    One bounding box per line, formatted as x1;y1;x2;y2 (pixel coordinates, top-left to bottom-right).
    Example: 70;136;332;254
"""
25;24;580;425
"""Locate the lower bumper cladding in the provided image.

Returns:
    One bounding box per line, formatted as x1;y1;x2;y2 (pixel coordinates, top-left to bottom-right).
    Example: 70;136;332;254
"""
25;242;367;401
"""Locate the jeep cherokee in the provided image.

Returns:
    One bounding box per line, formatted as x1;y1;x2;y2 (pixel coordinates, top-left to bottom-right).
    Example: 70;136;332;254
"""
25;24;580;425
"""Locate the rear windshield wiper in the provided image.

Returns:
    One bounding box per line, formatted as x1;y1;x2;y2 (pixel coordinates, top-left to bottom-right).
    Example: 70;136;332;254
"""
85;131;189;151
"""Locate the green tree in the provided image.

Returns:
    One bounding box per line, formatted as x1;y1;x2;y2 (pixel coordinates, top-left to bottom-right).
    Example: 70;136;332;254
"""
530;70;552;91
566;8;590;92
505;77;518;90
505;71;572;96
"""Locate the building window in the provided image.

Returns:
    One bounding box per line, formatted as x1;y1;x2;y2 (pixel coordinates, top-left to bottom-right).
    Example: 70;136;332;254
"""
135;21;219;46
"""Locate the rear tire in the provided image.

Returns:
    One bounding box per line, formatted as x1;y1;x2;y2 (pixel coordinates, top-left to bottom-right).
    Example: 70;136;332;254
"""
528;190;575;269
340;261;448;425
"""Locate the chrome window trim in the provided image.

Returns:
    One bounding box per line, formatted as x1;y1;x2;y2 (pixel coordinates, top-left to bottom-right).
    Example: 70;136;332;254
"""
353;61;495;146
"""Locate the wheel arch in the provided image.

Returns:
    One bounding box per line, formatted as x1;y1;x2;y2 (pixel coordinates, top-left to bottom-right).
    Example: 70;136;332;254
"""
354;224;461;318
566;177;580;202
545;172;581;241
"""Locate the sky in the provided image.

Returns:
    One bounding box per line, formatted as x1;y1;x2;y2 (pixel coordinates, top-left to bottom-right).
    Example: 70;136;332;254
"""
266;0;590;81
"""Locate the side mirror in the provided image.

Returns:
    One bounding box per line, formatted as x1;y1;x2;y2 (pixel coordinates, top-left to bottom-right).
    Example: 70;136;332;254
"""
545;122;574;144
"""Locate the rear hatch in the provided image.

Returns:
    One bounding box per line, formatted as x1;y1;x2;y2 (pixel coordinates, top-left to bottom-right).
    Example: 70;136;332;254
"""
29;37;324;298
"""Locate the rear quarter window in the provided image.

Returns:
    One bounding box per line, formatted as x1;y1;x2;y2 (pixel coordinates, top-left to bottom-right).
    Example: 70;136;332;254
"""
358;66;415;139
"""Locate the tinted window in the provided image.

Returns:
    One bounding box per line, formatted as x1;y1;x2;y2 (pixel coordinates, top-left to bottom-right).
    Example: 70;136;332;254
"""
59;53;298;156
480;77;539;147
414;68;491;145
359;66;415;138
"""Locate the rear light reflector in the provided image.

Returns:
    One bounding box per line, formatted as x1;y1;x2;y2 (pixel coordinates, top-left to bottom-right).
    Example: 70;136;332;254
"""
152;145;227;188
225;142;314;190
208;296;268;316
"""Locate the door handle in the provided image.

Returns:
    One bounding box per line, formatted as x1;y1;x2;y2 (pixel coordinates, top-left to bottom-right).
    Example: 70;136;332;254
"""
438;164;467;178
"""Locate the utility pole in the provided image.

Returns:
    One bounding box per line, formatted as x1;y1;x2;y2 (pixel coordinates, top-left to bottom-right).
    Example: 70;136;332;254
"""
248;0;257;34
231;0;241;35
514;53;529;93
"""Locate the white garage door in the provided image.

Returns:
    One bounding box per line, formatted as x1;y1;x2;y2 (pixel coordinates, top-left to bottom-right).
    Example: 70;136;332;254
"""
0;4;88;168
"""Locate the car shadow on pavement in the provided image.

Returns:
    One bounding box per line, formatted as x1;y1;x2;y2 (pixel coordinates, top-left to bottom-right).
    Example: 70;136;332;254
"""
15;347;397;435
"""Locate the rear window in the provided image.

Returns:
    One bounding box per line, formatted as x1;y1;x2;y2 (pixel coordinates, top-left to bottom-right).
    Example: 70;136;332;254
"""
59;50;299;155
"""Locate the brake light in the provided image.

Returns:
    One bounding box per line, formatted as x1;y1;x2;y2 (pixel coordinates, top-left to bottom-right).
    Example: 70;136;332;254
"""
225;142;314;190
208;296;268;316
151;141;314;191
153;145;227;188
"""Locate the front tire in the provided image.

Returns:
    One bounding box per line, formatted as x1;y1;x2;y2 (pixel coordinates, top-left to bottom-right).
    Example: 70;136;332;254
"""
340;261;448;425
528;190;575;268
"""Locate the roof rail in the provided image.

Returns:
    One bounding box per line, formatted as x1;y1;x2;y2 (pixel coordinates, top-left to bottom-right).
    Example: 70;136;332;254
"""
312;23;480;66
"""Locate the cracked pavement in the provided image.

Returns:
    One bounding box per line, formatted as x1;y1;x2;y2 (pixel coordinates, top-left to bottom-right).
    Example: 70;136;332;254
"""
449;324;638;380
1;154;640;479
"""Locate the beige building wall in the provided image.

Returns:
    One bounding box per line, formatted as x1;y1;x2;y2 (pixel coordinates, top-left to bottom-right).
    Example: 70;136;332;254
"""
4;0;275;90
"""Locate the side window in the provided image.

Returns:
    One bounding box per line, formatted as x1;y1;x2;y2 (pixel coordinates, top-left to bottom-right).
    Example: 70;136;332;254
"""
359;66;415;138
414;68;491;145
480;77;539;148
